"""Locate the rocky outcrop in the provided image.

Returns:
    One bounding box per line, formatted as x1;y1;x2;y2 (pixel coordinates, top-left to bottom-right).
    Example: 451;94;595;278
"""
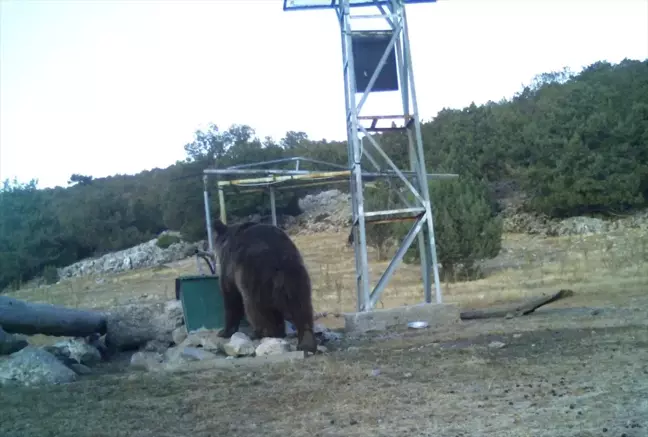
502;207;648;237
289;189;352;235
57;232;202;280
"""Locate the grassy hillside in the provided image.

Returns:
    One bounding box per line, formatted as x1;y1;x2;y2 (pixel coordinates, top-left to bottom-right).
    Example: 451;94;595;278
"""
1;58;647;291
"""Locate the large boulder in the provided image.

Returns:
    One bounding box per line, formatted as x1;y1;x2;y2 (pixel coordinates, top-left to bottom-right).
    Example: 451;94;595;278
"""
104;300;184;352
0;346;78;387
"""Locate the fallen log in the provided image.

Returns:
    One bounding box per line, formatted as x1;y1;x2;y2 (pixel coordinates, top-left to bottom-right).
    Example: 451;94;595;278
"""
0;296;107;337
459;289;575;321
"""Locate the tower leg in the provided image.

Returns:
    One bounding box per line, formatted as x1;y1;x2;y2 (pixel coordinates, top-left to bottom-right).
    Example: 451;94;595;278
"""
339;1;372;311
334;0;444;312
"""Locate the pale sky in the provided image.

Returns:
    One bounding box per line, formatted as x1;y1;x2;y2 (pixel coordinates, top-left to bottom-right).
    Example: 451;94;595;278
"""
1;0;647;189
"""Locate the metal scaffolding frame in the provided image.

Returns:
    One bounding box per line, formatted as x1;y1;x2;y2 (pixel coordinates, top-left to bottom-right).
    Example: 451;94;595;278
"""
202;0;453;313
201;156;456;261
280;0;452;312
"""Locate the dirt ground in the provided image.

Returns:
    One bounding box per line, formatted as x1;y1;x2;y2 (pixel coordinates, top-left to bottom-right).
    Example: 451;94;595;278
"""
2;229;648;437
2;296;648;437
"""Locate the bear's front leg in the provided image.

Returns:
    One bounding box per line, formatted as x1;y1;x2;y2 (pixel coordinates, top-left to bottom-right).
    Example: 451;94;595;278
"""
218;281;245;338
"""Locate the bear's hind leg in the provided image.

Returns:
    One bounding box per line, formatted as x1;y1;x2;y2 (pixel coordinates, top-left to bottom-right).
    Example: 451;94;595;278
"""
293;318;317;353
265;309;287;339
243;304;285;340
286;305;316;353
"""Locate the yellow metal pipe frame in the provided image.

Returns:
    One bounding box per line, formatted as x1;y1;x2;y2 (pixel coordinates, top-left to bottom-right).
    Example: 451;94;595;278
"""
214;170;351;188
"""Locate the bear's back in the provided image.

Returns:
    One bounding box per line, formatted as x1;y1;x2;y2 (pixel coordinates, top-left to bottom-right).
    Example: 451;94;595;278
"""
227;224;305;271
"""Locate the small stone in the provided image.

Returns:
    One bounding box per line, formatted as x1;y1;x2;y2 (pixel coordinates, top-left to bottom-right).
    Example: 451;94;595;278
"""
143;339;171;353
370;368;381;377
181;329;227;352
130;351;164;371
513;333;522;339
179;347;218;361
317;345;329;354
488;341;506;349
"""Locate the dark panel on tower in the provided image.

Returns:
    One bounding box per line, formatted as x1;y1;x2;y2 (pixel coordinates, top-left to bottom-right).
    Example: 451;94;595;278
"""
351;31;399;93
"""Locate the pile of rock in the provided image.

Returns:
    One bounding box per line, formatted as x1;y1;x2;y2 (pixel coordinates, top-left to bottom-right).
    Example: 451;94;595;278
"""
57;232;203;280
289;189;351;235
127;304;339;372
130;330;329;372
0;299;342;386
0;328;104;387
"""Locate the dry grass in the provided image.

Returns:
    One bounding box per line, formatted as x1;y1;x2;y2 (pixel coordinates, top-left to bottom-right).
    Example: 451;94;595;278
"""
7;228;648;318
2;229;648;436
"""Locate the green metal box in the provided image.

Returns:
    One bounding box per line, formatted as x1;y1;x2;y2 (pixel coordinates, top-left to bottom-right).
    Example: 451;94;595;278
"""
175;275;249;333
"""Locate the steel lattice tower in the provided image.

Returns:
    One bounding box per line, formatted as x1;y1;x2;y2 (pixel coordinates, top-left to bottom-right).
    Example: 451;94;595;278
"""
283;0;447;312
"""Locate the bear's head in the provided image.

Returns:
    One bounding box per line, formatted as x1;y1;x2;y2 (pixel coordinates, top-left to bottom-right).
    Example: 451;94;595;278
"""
212;219;259;256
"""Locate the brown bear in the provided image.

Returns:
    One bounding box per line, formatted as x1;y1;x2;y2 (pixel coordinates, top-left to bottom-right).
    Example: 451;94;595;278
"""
212;219;317;353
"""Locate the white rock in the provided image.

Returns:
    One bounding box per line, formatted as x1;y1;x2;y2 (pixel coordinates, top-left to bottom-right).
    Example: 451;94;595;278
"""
50;339;102;366
488;341;506;349
255;338;291;356
222;332;255;357
178;347;218;361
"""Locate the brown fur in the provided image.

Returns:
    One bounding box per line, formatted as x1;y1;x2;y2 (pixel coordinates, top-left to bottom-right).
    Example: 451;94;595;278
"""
212;219;317;353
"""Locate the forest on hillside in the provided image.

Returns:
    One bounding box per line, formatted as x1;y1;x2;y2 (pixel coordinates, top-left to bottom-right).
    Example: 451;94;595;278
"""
1;58;647;291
